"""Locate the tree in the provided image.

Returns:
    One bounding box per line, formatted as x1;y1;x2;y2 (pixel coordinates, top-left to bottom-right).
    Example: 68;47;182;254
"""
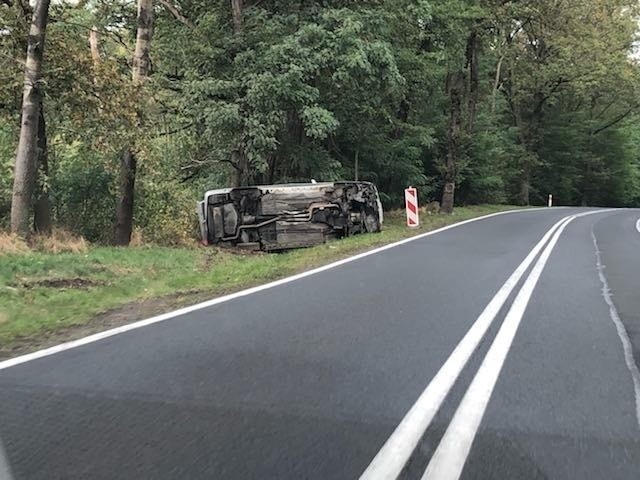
10;0;50;238
4;0;640;245
114;0;153;246
422;0;484;214
442;29;481;214
33;103;51;233
442;70;464;214
231;0;243;33
496;0;640;205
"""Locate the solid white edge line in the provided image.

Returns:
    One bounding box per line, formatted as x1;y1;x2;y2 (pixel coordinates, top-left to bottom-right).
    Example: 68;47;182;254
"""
422;209;615;480
358;214;572;480
0;207;557;371
635;218;640;234
591;227;640;427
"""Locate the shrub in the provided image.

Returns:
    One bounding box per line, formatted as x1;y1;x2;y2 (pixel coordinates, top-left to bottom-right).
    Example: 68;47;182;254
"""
135;178;199;246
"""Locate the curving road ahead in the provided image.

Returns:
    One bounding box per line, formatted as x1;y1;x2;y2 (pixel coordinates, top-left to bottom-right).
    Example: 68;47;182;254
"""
0;208;639;479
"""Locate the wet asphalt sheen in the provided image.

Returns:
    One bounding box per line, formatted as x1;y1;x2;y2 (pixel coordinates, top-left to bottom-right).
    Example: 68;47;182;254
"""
1;208;639;479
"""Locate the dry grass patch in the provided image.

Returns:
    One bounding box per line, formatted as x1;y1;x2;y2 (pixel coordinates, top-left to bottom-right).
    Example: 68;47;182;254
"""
31;228;88;254
129;227;144;247
1;228;88;255
0;231;30;255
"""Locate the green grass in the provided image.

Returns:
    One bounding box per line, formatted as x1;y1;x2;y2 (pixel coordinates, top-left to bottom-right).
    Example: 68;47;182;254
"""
0;205;517;352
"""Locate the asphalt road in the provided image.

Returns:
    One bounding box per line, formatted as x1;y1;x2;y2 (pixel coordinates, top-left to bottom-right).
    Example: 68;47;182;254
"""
1;208;639;479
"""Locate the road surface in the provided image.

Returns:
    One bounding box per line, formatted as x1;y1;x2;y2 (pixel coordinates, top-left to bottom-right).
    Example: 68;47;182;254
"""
1;208;639;479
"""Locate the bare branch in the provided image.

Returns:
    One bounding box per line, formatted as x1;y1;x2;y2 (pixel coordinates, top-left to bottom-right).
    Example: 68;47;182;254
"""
220;157;241;171
491;55;504;115
48;18;135;54
154;122;194;137
159;0;193;28
591;106;638;136
594;100;616;120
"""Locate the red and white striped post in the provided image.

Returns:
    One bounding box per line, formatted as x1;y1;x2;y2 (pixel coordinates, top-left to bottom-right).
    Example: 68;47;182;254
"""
405;186;419;228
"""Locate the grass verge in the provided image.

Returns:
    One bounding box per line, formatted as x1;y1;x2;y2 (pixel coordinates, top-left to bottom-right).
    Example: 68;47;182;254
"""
0;205;517;357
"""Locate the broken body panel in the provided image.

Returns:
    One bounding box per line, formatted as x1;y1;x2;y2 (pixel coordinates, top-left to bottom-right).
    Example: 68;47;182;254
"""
198;182;383;251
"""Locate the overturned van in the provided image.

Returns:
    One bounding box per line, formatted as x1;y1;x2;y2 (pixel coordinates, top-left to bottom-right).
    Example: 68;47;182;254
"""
197;182;384;251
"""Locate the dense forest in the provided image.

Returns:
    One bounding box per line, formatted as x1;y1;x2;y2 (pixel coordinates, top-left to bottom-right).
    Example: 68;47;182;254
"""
1;0;639;246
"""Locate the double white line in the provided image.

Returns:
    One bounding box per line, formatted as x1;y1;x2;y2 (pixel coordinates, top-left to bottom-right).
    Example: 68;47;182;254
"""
360;210;610;480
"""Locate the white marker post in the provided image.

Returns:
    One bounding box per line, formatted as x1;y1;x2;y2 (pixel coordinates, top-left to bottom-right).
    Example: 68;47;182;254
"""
405;187;419;228
548;194;553;207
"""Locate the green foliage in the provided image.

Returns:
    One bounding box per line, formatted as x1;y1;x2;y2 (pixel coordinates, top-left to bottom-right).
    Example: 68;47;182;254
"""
134;180;199;246
1;0;640;247
173;3;407;185
49;140;116;242
0;120;15;227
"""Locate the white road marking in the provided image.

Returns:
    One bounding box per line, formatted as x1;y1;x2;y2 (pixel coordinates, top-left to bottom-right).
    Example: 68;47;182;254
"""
421;217;572;480
592;228;640;428
0;440;14;480
422;210;614;480
635;218;640;234
0;207;555;371
358;215;571;480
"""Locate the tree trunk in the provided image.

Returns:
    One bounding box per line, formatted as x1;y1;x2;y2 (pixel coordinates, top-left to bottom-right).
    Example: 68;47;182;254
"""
261;153;277;184
231;0;243;32
114;0;153;246
230;150;251;186
519;91;545;206
581;151;593;207
268;155;277;184
354;149;359;181
441;71;464;215
465;30;480;133
510;105;539;207
516;129;540;206
114;150;137;246
89;27;100;64
132;0;153;83
518;161;531;206
491;56;504;116
10;0;51;238
34;105;51;234
392;99;410;139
